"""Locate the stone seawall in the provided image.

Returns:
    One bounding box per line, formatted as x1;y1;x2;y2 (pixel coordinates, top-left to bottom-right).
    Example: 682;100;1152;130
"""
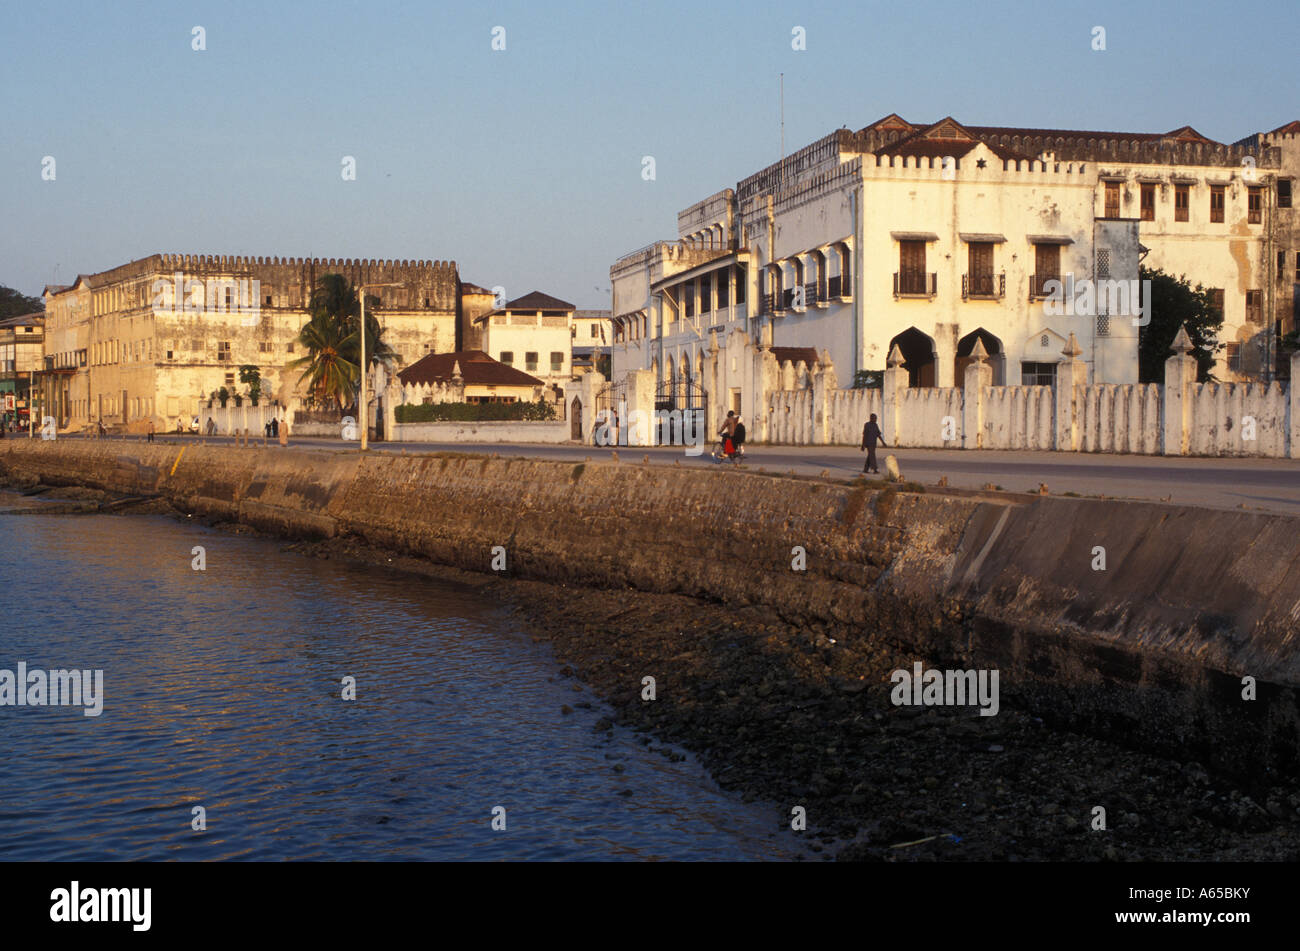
3;439;1298;777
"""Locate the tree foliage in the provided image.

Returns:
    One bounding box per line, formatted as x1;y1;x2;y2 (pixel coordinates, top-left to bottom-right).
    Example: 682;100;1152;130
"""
1137;266;1223;383
395;399;557;423
0;285;44;320
289;274;398;410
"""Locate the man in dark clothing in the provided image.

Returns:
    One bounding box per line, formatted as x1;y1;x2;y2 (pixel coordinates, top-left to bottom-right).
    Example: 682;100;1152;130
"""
731;416;746;464
860;413;887;474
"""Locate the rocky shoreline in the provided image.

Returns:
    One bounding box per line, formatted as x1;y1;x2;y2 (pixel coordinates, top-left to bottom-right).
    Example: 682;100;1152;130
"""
286;530;1300;862
9;481;1300;861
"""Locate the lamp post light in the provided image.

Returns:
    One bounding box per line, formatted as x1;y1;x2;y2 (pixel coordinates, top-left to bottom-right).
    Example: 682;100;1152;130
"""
356;282;404;451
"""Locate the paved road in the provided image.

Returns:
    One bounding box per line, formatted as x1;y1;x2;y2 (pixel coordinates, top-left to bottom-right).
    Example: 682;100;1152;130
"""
36;434;1300;516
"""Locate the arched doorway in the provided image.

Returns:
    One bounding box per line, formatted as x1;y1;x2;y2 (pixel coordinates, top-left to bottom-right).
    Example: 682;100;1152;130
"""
889;327;937;387
955;328;1005;385
570;396;582;440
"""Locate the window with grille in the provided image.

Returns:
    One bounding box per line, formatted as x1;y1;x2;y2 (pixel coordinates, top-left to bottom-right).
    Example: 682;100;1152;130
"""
1033;244;1060;298
898;241;927;294
1021;362;1057;386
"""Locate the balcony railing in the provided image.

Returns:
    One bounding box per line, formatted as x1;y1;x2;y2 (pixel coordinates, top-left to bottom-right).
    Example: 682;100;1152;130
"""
760;293;775;315
962;272;1006;300
1029;273;1060;300
803;282;818;307
894;271;937;298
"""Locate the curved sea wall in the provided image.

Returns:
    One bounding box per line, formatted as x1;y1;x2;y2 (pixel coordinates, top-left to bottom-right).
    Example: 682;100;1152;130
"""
3;439;1298;775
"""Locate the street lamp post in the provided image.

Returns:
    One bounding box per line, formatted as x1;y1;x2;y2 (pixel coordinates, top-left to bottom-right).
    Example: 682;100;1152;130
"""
356;282;404;451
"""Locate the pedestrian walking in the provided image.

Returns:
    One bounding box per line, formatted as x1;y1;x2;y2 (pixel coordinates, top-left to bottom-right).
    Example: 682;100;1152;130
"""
146;418;155;443
271;416;279;438
860;413;888;474
278;416;288;447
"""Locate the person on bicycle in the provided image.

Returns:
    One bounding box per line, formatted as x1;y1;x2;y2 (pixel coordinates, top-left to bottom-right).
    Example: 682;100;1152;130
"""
716;411;737;461
731;415;746;464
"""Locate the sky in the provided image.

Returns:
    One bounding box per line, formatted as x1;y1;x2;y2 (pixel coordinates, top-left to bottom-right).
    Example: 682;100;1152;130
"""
1;0;1296;308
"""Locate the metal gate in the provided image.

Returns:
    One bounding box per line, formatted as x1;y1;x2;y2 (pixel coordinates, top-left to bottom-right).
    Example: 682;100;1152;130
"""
655;377;707;444
593;380;627;444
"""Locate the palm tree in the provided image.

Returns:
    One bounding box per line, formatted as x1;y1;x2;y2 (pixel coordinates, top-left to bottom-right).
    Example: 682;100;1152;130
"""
289;275;398;410
289;311;357;410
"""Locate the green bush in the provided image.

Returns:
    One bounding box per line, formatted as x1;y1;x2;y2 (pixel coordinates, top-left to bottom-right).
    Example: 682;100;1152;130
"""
395;399;557;423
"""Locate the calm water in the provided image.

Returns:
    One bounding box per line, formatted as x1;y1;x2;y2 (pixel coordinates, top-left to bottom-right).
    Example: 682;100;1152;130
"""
0;491;800;860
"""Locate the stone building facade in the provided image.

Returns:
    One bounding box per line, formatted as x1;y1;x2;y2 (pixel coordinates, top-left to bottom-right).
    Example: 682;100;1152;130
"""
0;313;44;426
39;253;461;432
610;114;1299;432
472;291;575;393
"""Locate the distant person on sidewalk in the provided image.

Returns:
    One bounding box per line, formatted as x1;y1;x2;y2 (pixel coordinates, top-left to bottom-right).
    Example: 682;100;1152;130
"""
146;419;155;443
278;416;288;447
860;413;888;474
271;416;279;438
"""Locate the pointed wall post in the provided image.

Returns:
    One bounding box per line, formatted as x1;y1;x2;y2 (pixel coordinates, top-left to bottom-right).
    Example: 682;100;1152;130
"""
384;377;401;440
812;350;836;445
1162;325;1196;456
1290;350;1300;459
962;337;992;449
1053;332;1088;451
882;343;906;446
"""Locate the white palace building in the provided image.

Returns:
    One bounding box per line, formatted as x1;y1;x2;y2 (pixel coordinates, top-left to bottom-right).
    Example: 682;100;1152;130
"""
609;114;1299;429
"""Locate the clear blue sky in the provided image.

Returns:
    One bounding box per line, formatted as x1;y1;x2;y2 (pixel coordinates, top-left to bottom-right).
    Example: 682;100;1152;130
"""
2;0;1295;307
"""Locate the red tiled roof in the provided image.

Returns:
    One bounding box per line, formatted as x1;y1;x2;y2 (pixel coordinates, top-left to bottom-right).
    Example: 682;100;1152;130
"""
398;350;544;388
873;118;1033;162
